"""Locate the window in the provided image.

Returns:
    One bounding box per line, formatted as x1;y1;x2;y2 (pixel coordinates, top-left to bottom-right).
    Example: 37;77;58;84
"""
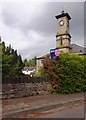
61;38;63;45
80;50;82;53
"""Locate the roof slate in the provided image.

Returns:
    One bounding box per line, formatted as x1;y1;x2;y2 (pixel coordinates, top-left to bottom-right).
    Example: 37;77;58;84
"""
37;44;86;59
70;44;86;54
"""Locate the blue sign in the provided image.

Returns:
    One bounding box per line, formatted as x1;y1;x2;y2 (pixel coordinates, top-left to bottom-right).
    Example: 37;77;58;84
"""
50;48;60;59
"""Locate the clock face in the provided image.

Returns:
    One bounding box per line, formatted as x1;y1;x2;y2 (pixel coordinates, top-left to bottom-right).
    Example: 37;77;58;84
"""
59;20;64;26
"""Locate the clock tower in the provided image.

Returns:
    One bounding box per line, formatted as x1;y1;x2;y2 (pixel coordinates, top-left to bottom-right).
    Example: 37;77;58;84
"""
55;11;71;52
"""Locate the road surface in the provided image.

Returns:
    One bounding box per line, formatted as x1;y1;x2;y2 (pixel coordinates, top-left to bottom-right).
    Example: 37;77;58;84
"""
38;101;85;118
2;93;85;119
9;99;84;118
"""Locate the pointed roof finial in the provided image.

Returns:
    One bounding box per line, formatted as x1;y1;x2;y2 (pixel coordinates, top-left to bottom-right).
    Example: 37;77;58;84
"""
62;10;64;14
62;5;66;14
55;6;71;20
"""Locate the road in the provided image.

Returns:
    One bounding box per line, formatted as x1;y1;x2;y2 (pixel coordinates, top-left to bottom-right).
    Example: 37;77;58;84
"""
10;100;84;118
38;101;85;118
2;93;85;119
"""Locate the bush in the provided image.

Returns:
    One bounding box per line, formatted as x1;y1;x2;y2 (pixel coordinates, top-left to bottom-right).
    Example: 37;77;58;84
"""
42;53;86;94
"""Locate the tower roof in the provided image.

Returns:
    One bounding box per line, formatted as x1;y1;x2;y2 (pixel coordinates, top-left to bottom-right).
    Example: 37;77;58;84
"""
55;11;71;20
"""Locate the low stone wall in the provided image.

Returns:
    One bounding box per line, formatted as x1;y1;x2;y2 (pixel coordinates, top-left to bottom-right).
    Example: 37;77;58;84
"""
2;82;52;99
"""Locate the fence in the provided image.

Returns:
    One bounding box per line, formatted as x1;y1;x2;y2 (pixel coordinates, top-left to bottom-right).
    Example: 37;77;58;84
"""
2;76;50;84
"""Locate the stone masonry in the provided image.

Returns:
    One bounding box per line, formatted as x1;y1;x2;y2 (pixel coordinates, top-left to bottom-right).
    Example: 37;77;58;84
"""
2;82;52;99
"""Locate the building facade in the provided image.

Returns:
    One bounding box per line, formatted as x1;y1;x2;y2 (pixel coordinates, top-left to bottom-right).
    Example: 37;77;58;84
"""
55;10;71;53
36;11;86;75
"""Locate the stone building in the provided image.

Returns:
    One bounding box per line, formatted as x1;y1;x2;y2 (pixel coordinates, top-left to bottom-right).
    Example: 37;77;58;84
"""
55;10;71;53
36;11;86;75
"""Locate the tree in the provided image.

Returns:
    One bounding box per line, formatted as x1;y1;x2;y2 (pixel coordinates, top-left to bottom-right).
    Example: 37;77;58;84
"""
28;56;36;67
23;59;29;67
2;41;5;54
1;41;24;78
42;54;60;89
42;53;86;94
23;56;36;67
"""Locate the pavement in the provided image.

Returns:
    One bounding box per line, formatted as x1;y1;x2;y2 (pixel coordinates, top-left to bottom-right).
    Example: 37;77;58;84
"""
2;92;85;118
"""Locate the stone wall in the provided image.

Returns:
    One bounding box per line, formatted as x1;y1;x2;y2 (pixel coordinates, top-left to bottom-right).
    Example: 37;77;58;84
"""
2;82;51;99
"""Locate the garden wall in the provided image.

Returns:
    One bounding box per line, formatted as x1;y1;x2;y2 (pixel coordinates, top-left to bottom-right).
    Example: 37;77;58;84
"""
2;77;51;99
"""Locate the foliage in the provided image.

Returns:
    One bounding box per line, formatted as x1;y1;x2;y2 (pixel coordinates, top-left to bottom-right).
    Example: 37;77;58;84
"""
23;57;36;67
0;41;24;78
38;67;48;77
42;55;60;89
23;59;30;67
42;53;86;93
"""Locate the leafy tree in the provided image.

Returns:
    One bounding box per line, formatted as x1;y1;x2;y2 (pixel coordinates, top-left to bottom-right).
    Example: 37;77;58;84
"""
28;56;36;67
2;41;5;54
23;59;29;67
42;53;86;93
1;40;24;78
23;56;36;67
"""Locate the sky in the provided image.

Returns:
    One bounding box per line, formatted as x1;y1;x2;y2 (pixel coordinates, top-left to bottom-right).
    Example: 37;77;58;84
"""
0;1;84;60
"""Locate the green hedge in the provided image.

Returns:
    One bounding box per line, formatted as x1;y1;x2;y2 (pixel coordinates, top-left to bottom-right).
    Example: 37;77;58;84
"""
54;53;86;93
43;53;86;94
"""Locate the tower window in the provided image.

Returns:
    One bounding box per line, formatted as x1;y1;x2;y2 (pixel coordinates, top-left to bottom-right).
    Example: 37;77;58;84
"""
61;38;63;45
80;50;82;53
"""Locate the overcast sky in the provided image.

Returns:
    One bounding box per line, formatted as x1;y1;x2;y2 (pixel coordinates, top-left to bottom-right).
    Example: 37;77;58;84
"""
0;1;84;60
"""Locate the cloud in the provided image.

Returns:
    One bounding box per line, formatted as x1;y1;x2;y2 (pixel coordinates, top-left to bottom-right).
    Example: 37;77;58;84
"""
19;30;55;60
1;2;84;60
2;3;46;28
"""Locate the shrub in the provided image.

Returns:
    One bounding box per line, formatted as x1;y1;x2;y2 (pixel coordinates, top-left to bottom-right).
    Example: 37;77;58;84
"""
42;53;86;94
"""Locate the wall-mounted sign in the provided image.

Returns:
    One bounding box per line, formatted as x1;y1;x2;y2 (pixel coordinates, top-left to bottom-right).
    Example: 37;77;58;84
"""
50;48;60;59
